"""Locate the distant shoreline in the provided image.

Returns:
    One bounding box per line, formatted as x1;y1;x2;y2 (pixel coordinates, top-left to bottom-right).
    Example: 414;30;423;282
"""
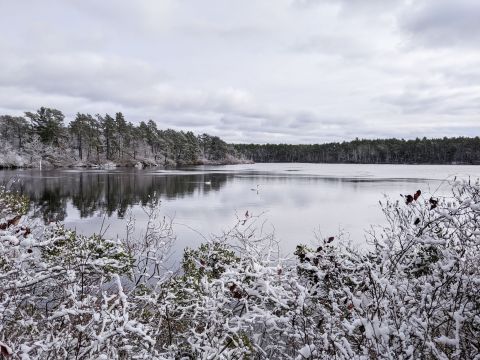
234;137;480;165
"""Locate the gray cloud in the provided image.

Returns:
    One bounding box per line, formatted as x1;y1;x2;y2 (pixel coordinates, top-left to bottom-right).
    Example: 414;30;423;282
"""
292;0;401;12
0;0;478;143
290;34;372;60
0;53;164;103
377;86;480;116
401;0;480;48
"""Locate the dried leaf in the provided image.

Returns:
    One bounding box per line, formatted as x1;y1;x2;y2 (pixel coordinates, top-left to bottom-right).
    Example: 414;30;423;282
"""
0;341;12;357
413;190;421;201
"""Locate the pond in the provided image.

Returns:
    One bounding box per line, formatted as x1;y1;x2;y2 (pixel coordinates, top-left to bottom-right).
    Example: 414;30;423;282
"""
1;163;479;259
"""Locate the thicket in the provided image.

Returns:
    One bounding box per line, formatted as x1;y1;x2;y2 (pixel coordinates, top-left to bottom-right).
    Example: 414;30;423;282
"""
1;179;480;359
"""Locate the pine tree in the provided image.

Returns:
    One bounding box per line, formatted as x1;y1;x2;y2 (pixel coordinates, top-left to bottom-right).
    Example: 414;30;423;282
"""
69;113;92;160
25;107;65;146
100;114;116;160
0;115;30;149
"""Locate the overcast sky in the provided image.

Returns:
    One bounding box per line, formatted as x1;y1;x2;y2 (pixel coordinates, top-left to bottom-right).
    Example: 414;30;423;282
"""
1;0;479;143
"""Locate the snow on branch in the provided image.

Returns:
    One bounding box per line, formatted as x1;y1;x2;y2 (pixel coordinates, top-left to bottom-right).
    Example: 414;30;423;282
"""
1;179;480;358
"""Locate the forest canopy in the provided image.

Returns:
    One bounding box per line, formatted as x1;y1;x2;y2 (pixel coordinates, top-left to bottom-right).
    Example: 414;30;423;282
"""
234;137;480;164
0;107;238;168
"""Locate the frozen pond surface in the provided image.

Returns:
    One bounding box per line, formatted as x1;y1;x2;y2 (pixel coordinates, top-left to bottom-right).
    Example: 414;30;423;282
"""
2;163;479;258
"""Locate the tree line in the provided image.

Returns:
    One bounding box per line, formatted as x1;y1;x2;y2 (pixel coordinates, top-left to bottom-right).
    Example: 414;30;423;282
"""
234;137;480;164
2;108;480;167
0;107;234;167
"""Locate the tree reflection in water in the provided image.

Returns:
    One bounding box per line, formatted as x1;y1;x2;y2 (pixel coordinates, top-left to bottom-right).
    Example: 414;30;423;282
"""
1;169;229;223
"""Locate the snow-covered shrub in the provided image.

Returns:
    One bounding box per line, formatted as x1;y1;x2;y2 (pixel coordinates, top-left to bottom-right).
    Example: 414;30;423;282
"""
286;180;480;359
357;180;480;359
0;186;29;217
0;190;158;359
164;180;480;359
1;180;479;359
0;142;27;168
164;217;294;359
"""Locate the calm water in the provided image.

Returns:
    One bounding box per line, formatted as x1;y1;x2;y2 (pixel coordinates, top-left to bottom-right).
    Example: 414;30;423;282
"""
1;164;479;258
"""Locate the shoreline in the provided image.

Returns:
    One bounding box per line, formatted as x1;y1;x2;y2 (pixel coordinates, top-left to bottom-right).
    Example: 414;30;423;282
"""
2;159;477;170
0;158;254;170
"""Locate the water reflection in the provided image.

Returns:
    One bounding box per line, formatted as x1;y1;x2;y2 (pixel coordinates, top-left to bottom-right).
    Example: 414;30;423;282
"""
1;164;479;256
1;169;230;223
1;167;431;224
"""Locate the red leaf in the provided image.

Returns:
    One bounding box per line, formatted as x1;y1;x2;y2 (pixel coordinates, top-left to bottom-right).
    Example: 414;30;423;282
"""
413;190;421;201
0;341;12;357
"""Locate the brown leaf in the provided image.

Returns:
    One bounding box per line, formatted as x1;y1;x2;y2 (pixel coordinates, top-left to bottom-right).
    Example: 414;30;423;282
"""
413;190;421;201
7;215;21;227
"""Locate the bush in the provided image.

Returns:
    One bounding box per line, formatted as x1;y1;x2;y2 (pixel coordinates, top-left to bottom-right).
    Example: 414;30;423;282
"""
1;180;479;359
